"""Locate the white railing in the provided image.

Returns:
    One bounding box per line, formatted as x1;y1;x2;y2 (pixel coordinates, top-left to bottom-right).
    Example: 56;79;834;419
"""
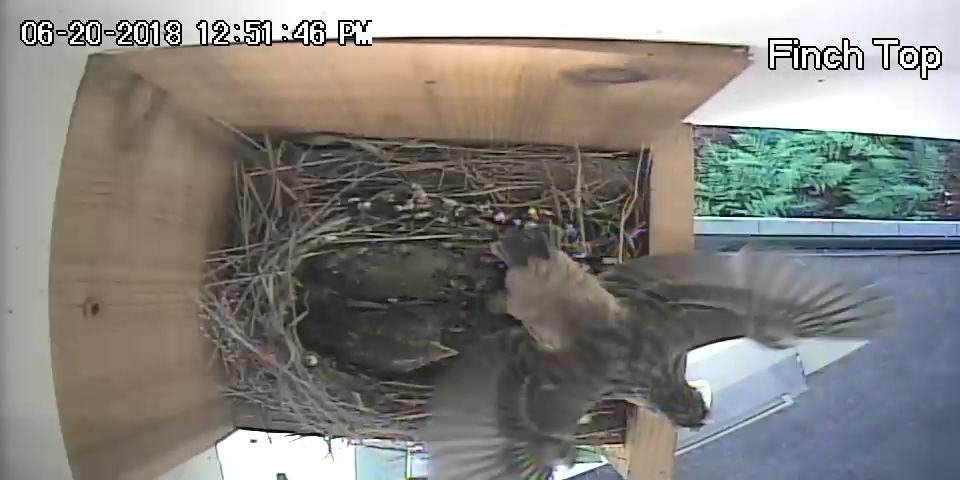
695;217;960;237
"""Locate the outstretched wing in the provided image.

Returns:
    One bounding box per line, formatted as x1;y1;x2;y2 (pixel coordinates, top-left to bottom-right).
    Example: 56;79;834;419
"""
423;226;636;479
421;328;602;480
599;245;897;354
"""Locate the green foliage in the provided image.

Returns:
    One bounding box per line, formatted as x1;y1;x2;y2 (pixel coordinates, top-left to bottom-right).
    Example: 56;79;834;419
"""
840;137;948;219
696;129;853;217
695;128;949;220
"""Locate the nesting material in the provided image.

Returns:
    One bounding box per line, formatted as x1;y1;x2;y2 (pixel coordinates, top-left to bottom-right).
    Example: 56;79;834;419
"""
199;131;652;443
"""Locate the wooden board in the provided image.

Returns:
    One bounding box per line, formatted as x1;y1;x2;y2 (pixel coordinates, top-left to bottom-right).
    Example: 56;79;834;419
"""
113;39;749;150
621;123;697;480
44;38;747;478
48;54;237;480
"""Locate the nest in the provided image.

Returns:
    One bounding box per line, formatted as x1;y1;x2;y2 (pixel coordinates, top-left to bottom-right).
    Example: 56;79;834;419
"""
199;131;652;444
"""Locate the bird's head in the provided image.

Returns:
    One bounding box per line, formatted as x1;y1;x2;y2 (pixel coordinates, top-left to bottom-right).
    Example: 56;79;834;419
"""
681;379;715;430
670;389;711;430
652;380;713;431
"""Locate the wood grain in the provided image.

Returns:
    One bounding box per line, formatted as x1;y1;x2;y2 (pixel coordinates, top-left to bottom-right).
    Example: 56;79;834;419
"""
113;39;748;150
46;38;746;478
48;54;237;480
622;123;697;479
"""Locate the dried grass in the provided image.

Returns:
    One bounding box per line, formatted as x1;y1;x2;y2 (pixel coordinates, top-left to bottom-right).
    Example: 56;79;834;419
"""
198;130;652;443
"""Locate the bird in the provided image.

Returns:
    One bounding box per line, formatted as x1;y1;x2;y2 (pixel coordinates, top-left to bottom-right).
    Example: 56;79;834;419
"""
420;225;896;479
597;242;895;420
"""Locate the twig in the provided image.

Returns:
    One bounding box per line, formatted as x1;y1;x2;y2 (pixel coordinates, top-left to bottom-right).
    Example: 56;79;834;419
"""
329;234;463;245
540;159;567;225
199;130;650;444
574;144;588;255
619;151;648;263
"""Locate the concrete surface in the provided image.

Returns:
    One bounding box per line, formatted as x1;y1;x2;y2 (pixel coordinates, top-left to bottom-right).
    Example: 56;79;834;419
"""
676;253;960;480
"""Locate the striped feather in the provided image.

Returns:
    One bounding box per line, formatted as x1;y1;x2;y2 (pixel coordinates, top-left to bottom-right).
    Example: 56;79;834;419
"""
599;245;897;352
421;329;571;480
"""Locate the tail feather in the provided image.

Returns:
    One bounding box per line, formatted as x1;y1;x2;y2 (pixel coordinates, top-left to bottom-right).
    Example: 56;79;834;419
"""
421;329;563;480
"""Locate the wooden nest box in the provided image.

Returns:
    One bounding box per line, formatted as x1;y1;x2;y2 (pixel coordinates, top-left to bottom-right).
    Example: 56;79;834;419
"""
48;38;750;480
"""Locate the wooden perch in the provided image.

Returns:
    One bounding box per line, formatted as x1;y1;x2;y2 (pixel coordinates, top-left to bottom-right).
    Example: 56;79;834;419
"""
613;124;697;480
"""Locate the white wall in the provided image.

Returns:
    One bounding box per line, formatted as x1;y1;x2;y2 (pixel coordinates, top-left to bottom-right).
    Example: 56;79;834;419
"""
691;59;960;141
156;431;360;480
216;431;356;480
159;448;224;480
3;2;959;479
0;15;96;480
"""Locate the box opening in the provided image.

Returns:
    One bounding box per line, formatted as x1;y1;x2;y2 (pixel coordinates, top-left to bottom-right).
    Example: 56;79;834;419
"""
48;38;749;479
